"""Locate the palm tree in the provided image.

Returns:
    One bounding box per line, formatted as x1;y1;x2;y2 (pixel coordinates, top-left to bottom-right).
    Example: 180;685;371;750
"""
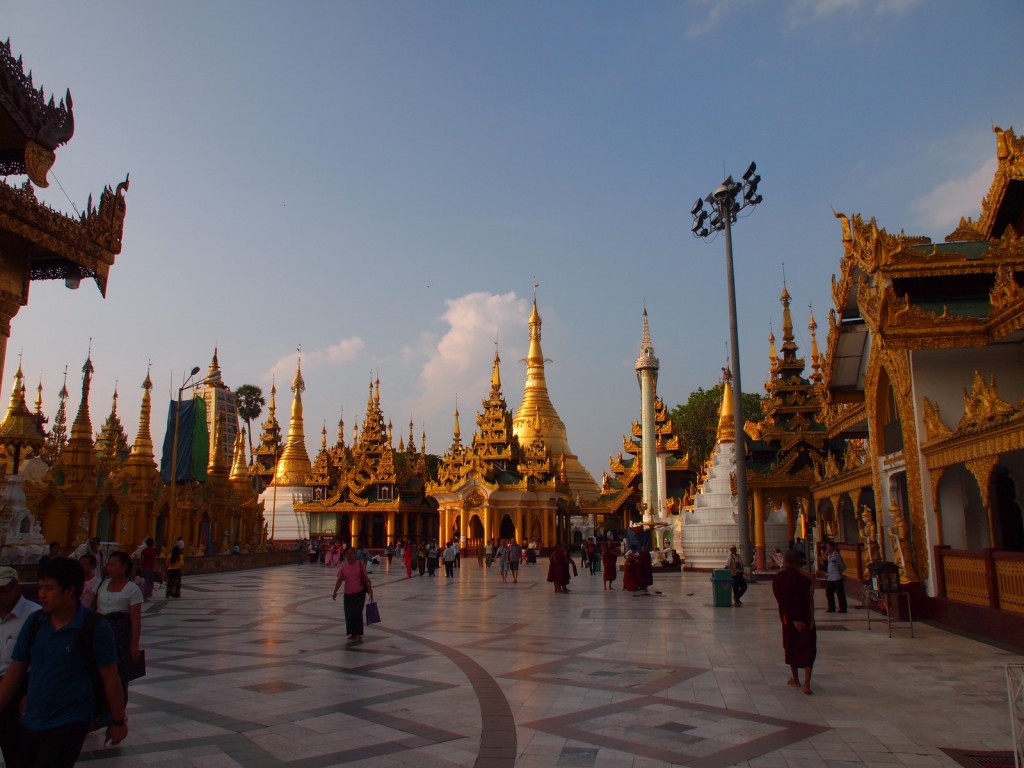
234;384;265;460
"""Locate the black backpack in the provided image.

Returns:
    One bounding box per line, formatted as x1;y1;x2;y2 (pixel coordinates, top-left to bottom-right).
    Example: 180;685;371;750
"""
25;608;113;731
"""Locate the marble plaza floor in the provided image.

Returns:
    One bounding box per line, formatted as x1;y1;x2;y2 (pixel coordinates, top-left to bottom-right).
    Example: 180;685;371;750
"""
63;558;1019;768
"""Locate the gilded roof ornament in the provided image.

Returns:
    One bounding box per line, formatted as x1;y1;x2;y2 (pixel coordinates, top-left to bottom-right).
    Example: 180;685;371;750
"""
958;371;1015;431
921;397;954;442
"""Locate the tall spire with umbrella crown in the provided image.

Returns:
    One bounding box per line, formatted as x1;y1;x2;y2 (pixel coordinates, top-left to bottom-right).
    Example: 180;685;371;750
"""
451;397;462;451
273;352;311;485
512;286;599;502
70;352;95;443
127;369;155;463
635;306;661;519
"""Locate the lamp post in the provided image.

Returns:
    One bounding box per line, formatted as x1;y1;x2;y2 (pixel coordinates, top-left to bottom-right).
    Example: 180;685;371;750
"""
169;366;201;550
691;163;762;569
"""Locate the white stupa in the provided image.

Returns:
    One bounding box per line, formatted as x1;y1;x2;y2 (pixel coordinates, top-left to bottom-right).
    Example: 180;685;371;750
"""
679;369;742;570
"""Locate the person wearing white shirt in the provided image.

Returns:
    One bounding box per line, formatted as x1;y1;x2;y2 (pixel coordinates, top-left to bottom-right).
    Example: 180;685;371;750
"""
0;566;41;765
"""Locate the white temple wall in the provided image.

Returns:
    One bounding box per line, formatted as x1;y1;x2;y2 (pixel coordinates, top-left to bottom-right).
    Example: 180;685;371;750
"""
260;486;311;542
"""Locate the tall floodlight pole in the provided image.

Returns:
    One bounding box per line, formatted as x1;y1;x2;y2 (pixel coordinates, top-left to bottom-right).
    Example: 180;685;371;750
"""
691;163;762;568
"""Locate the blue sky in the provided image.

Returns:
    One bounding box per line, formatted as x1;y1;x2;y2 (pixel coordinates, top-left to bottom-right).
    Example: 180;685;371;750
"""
4;1;1024;477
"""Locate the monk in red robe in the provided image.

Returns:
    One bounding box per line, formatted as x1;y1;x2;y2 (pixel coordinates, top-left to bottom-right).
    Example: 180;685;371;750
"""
772;549;816;694
602;542;618;590
622;545;640;592
547;543;571;593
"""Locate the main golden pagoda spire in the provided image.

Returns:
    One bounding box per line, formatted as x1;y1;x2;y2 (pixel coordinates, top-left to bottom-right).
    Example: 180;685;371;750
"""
512;288;599;501
273;353;311;485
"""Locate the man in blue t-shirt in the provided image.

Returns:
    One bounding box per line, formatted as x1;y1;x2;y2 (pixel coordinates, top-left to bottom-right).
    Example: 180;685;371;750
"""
0;557;127;767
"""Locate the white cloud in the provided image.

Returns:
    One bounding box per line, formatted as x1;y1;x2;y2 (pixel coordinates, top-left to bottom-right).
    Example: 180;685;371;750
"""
686;0;736;38
788;0;919;26
412;291;529;421
261;336;364;385
911;156;996;232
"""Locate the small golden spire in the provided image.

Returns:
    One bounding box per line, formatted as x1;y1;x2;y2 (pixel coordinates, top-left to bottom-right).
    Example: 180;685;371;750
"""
768;322;777;370
408;418;415;452
452;397;461;449
716;365;736;443
321;422;327;450
491;347;502;394
337;410;345;447
230;427;248;482
809;306;821;383
421;426;426;455
34;378;43;416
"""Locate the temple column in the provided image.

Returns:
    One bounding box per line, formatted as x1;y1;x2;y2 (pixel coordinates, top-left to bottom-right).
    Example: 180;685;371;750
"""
460;508;468;545
753;488;766;570
347;514;356;548
483;506;492;545
542;512;550;548
0;253;29;388
515;510;524;542
783;497;796;543
386;511;395;545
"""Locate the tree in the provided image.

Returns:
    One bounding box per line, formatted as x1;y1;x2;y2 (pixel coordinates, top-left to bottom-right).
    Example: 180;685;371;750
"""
670;383;763;469
234;384;265;461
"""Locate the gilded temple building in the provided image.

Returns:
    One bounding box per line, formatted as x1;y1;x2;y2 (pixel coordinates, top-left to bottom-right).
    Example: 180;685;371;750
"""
293;376;436;547
816;126;1024;645
745;285;841;569
428;348;573;547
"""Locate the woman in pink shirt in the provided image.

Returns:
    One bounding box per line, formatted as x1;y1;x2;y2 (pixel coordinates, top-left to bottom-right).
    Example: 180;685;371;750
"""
332;547;373;641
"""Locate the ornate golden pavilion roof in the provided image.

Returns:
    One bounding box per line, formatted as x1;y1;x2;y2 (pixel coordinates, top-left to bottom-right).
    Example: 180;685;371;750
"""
249;380;282;488
429;349;560;494
511;293;599;502
95;385;131;473
824;126;1024;399
42;367;68;465
0;364;45;460
297;374;432;514
744;285;833;485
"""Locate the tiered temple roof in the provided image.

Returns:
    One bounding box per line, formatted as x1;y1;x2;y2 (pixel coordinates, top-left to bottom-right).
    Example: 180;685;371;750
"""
746;284;838;487
249;380;282;492
597;396;694;517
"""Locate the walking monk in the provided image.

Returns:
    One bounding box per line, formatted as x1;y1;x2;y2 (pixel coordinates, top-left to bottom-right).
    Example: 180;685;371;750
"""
772;549;816;695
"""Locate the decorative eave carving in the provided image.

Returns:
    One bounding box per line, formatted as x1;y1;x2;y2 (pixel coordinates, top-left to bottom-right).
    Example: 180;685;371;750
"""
0;176;129;297
921;397;954;443
974;126;1024;239
957;371;1015;431
945;216;988;243
0;39;75;183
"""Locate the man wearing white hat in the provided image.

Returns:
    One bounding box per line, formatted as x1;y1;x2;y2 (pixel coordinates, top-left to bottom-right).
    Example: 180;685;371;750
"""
0;566;41;765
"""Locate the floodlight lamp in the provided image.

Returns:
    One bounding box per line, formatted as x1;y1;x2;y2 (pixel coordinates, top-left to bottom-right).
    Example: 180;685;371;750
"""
751;194;763;205
691;221;702;234
691;199;703;217
699;227;710;237
190;366;201;377
743;162;757;181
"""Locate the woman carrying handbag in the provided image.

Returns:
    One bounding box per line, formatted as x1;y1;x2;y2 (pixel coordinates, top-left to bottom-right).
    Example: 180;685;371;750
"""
333;548;373;641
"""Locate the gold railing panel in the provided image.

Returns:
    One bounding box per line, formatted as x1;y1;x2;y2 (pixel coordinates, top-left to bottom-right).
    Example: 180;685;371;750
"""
995;559;1024;615
943;555;990;607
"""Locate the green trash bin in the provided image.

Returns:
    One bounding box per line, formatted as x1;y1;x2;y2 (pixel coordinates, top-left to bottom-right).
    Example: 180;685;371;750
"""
711;569;734;607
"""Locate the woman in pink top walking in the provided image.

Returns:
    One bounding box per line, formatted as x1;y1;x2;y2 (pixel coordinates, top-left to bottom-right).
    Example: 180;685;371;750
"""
332;547;373;641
